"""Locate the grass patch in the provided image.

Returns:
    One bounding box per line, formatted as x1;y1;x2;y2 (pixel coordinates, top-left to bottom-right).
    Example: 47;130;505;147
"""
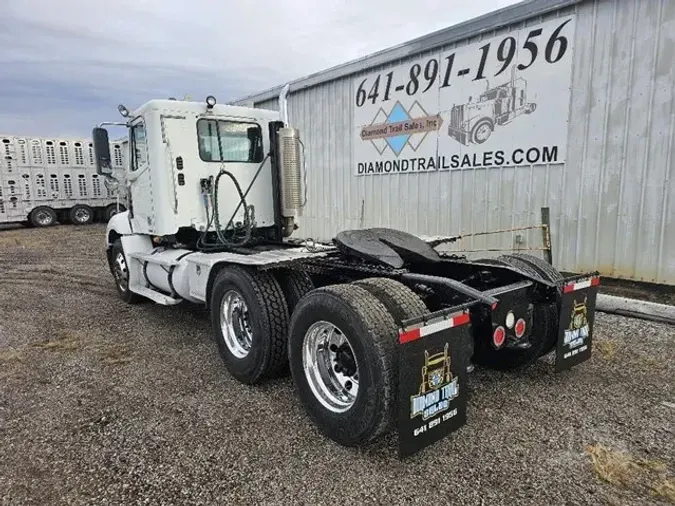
101;346;133;365
0;349;23;363
32;330;82;351
585;444;675;504
595;339;620;361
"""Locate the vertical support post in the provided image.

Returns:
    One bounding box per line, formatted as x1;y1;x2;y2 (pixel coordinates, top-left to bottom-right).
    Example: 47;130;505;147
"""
541;206;553;265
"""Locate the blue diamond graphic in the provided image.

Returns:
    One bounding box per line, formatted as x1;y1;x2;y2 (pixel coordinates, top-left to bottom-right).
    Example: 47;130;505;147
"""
385;103;411;155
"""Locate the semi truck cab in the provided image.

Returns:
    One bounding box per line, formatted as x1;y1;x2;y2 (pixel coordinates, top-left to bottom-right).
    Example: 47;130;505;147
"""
95;97;292;241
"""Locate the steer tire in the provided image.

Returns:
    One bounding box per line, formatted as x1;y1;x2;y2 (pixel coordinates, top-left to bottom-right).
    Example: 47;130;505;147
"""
471;256;554;370
501;253;564;356
211;265;289;384
352;277;428;325
288;284;399;446
109;239;144;304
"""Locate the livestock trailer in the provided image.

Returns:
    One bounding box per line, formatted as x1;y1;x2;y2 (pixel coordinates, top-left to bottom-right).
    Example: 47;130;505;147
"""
0;135;127;227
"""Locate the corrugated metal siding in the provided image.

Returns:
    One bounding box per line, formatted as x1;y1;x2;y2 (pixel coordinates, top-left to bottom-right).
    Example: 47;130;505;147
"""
254;0;675;284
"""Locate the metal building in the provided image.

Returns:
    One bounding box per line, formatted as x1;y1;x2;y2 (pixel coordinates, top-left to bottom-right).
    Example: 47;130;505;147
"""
233;0;675;285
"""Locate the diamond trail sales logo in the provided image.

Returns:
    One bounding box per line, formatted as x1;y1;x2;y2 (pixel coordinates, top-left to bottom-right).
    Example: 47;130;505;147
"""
410;343;459;421
360;100;443;157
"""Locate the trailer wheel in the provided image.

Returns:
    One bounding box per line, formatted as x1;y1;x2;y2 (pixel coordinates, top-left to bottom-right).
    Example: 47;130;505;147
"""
471;118;493;144
471;256;555;370
29;206;57;227
500;253;563;356
109;239;144;304
352;277;428;325
104;203;126;222
210;265;289;384
69;204;94;225
275;269;315;314
288;284;398;446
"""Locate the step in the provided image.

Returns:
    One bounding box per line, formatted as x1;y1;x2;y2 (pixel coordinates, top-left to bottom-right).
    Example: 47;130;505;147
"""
130;284;183;306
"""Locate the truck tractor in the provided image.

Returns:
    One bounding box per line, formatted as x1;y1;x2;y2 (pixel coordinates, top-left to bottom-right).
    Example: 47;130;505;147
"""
447;66;537;146
93;90;599;457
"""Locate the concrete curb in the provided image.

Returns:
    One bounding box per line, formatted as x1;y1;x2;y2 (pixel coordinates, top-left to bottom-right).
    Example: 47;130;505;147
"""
596;294;675;325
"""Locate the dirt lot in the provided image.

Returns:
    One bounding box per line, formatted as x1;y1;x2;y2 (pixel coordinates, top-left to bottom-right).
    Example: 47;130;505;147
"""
1;224;674;506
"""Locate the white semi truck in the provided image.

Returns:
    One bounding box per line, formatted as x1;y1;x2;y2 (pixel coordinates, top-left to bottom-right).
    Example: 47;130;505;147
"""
94;92;600;457
0;135;127;227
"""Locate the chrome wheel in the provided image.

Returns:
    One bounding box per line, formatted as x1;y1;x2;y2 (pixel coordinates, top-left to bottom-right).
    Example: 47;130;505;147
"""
220;290;253;359
34;210;53;226
302;321;359;413
112;251;129;292
73;208;91;223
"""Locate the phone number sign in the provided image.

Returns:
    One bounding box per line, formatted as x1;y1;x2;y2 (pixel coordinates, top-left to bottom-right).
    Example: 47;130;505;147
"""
352;16;576;176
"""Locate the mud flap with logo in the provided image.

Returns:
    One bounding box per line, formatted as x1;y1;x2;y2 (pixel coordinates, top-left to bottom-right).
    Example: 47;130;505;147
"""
555;275;600;372
396;306;475;457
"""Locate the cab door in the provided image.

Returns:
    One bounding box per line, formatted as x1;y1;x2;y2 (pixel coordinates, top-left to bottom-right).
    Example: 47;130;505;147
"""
126;118;153;233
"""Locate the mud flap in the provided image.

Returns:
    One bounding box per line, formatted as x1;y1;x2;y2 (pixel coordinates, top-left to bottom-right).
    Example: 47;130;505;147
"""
555;275;601;371
397;305;475;457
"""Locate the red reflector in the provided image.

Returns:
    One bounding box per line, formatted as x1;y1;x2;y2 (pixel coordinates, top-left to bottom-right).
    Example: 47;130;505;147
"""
399;328;421;344
491;302;498;311
493;326;506;347
453;312;471;326
514;318;526;338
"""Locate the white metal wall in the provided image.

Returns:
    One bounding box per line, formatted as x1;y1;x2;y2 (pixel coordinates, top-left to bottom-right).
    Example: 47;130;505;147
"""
252;0;674;285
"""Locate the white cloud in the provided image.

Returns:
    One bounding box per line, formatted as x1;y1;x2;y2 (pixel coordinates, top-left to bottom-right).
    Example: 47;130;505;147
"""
0;0;520;137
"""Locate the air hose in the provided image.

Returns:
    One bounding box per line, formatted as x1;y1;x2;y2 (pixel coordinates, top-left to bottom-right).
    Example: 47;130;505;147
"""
197;153;270;251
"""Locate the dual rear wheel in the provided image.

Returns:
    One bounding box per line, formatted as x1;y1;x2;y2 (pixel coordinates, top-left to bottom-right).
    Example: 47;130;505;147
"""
209;269;429;445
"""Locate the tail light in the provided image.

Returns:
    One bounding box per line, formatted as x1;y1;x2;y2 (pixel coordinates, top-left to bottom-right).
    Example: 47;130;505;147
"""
514;318;526;338
493;326;506;348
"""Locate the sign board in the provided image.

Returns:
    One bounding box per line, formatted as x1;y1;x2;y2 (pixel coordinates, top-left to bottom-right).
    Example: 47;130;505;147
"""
352;16;576;175
397;309;473;457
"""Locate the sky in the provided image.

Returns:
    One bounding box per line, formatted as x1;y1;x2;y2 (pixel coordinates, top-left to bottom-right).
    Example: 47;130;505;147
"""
0;0;521;138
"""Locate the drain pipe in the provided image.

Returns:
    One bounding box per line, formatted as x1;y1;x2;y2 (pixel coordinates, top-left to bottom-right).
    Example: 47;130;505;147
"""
596;294;675;325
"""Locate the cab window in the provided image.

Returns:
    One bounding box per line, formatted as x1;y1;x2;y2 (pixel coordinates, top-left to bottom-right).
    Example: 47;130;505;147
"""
197;119;263;163
130;122;147;171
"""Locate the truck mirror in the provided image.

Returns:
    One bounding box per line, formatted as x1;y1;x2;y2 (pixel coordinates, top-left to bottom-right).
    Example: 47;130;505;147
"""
92;127;113;176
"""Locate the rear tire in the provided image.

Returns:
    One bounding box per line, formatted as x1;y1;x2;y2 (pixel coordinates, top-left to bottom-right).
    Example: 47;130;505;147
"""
352;277;428;325
288;284;398;446
501;253;563;356
69;204;94;225
29;206;57;227
211;265;289;384
275;269;315;315
109;239;144;304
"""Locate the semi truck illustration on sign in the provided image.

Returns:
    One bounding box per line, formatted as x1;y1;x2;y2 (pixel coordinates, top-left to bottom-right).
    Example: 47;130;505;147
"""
447;67;537;146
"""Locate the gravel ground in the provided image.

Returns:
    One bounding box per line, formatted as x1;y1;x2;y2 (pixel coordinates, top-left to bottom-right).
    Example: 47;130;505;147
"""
1;224;674;506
